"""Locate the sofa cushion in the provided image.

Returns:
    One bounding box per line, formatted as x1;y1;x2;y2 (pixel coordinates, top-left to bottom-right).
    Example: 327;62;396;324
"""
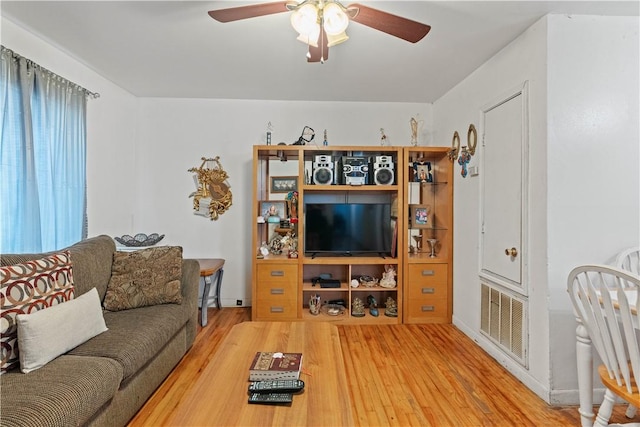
0;354;123;427
103;246;183;311
0;251;75;374
0;235;116;300
17;288;107;373
68;303;186;381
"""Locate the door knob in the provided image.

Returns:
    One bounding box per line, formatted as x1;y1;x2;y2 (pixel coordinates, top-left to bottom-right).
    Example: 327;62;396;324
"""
505;247;518;257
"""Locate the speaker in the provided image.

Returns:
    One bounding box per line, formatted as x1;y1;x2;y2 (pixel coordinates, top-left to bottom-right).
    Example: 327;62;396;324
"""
373;155;395;185
340;156;369;185
312;155;335;185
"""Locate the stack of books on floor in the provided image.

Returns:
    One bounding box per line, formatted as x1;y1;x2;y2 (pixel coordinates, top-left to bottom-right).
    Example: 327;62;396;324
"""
247;352;304;405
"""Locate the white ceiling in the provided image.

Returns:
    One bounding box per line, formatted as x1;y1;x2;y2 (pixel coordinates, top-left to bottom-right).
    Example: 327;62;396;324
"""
2;1;638;103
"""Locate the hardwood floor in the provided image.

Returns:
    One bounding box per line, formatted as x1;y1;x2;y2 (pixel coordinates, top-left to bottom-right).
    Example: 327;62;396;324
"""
129;308;639;426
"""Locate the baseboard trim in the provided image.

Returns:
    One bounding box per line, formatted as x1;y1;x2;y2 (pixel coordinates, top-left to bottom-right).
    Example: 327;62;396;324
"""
453;315;551;403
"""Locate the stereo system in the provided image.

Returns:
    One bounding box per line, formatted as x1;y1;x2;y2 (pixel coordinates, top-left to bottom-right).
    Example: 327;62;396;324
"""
311;155;395;186
340;156;369;186
312;155;336;185
372;155;395;185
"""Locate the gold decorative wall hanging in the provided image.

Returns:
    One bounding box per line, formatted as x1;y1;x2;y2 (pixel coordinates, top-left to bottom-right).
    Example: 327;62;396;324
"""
188;156;232;220
467;124;477;156
448;131;460;161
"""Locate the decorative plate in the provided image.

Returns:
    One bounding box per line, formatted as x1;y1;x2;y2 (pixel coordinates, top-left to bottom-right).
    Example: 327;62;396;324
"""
114;233;164;247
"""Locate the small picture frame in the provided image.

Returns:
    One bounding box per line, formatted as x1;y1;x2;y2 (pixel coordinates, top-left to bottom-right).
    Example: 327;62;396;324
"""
260;200;287;220
412;161;433;183
270;176;298;193
410;204;432;229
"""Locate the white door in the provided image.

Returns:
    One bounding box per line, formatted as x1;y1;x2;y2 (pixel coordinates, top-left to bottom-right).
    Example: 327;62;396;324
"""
480;85;528;292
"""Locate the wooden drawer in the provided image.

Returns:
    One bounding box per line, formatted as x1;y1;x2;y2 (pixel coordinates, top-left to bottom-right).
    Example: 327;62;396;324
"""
256;264;298;319
406;264;449;323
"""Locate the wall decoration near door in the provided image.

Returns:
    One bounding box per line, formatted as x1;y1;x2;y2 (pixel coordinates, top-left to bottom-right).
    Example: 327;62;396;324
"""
188;156;233;220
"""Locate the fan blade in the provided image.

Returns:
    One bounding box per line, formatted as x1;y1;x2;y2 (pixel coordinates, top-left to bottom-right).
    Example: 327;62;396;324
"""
208;1;290;23
308;28;329;63
348;3;431;43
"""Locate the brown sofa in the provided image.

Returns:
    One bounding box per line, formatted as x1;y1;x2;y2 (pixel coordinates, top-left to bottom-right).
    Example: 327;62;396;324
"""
0;235;199;427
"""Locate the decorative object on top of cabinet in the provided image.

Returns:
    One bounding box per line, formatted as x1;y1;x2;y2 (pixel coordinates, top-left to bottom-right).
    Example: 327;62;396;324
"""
467;124;477;155
380;128;388;146
410;204;432;229
188;156;232;220
293;126;315;145
266;121;273;145
271;176;298;193
410;115;424;146
323;129;328;146
448;131;460;161
412;161;432;183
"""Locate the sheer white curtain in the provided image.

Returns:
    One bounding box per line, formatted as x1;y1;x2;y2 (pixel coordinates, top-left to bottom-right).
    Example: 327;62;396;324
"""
0;46;89;253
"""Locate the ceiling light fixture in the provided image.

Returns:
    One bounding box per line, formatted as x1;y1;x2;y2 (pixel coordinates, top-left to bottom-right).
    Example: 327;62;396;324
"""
290;1;351;49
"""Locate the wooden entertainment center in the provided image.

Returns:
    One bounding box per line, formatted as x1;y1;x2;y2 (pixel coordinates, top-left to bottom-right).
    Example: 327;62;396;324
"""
251;145;453;324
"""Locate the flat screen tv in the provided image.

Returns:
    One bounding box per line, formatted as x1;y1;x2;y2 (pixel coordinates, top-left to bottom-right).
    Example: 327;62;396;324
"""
304;203;393;257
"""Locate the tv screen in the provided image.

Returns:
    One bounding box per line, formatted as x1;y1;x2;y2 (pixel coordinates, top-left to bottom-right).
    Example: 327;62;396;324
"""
304;203;392;256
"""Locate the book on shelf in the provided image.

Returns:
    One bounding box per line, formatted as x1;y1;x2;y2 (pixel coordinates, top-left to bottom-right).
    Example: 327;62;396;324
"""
249;352;303;381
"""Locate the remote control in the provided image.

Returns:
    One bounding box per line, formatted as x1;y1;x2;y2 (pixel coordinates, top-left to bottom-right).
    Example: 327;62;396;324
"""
248;392;293;405
248;380;305;394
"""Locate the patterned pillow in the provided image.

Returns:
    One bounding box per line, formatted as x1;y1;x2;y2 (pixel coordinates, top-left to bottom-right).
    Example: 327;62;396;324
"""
0;251;75;373
103;246;182;311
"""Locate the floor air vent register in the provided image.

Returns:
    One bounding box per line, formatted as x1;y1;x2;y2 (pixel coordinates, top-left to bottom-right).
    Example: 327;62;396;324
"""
480;282;527;367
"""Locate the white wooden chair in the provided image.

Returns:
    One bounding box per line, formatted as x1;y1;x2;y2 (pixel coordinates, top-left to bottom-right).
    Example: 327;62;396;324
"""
615;247;640;419
568;264;640;427
616;247;640;278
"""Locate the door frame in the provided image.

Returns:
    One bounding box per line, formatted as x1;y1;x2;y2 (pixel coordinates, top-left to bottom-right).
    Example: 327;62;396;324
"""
478;81;530;296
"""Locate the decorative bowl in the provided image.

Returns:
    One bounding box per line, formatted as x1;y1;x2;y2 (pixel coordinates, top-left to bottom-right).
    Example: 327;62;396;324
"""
114;233;164;247
321;304;346;316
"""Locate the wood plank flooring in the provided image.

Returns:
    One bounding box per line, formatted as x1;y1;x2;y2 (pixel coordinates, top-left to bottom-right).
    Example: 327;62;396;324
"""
129;308;640;426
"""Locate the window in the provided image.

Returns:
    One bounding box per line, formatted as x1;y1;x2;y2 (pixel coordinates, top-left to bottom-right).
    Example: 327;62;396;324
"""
1;46;92;253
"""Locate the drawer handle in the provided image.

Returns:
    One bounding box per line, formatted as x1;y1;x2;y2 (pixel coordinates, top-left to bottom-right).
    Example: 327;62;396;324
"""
421;305;435;312
270;288;284;295
270;306;284;313
270;270;285;276
421;270;435;276
422;287;435;294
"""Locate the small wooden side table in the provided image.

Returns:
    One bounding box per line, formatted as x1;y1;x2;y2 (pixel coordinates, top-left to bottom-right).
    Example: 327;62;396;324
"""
195;259;225;327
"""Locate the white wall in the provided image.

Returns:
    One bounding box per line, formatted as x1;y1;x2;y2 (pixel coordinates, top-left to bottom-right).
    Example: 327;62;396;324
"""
546;14;640;402
433;14;639;405
1;17;139;239
134;99;432;306
433;15;549;397
3;15;433;308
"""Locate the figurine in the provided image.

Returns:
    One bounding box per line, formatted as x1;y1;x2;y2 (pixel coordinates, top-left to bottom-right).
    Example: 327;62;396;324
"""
266;121;273;145
351;297;365;317
380;128;388;146
384;297;398;317
309;294;321;315
380;265;397;288
367;295;379;317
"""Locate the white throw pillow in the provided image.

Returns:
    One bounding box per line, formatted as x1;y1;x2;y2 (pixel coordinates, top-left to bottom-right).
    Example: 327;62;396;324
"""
16;287;108;373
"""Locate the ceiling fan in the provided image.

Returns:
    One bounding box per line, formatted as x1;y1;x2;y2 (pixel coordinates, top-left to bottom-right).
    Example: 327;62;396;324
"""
207;1;431;63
